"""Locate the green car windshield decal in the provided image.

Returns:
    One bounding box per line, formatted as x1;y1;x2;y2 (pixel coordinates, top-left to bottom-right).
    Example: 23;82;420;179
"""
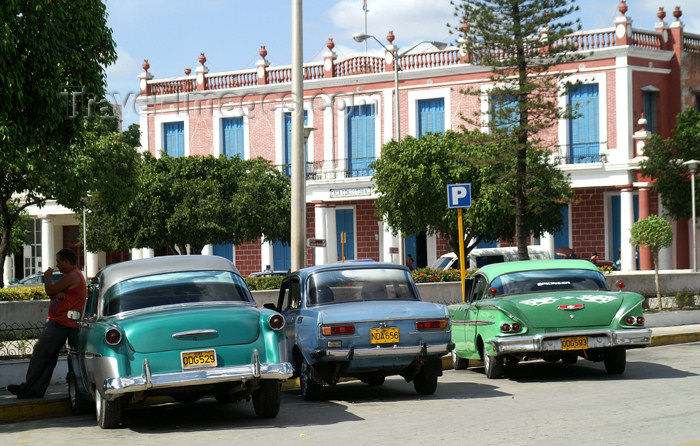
520;295;619;306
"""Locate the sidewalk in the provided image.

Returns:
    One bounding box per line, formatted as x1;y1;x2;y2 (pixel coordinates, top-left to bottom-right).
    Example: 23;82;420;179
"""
2;324;700;424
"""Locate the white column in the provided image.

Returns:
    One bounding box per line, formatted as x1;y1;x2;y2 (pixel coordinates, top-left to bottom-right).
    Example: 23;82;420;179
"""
426;233;438;267
201;244;213;256
142;248;154;259
620;188;635;271
314;204;328;265
325;207;338;263
540;231;556;259
323;96;335;171
381;220;398;264
4;255;14;285
261;239;273;271
86;252;99;278
131;248;143;260
658;201;673;270
40;216;54;272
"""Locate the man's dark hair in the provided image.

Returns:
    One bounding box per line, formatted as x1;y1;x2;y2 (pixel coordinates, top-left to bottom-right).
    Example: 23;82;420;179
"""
56;248;77;265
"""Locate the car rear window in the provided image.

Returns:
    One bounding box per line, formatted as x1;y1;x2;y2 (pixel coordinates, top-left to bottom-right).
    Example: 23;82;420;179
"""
307;268;419;306
102;270;253;316
490;268;609;296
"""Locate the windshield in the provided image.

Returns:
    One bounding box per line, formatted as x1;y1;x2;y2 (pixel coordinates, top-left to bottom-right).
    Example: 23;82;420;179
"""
102;270;253;316
490;269;609;296
307;268;419;306
431;255;457;270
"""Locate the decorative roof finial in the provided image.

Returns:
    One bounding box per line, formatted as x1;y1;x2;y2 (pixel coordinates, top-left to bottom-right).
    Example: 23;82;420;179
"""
673;6;682;21
657;7;666;21
184;68;191;76
618;0;628;16
198;53;207;66
326;38;335;51
387;30;395;45
259;45;268;59
142;59;150;72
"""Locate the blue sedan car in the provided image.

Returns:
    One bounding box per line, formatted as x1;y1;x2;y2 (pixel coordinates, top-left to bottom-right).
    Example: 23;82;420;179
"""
269;262;453;400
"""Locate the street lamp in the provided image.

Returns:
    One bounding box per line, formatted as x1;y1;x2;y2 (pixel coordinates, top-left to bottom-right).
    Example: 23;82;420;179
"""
682;159;699;272
352;33;447;141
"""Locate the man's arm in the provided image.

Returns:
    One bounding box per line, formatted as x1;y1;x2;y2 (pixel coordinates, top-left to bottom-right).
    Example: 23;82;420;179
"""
44;268;80;297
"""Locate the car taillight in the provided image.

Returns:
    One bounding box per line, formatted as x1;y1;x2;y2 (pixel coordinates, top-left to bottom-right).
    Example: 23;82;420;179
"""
104;328;122;346
322;325;355;336
623;315;645;326
625;316;635;325
416;319;448;330
501;322;521;333
268;314;285;331
637;316;645;325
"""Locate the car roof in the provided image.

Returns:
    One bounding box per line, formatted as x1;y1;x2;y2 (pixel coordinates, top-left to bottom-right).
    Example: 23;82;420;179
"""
98;255;240;294
478;259;600;280
290;261;410;281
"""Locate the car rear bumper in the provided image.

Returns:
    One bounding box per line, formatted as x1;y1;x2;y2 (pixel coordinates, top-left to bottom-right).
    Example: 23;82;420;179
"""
489;328;652;355
310;342;454;359
103;350;292;395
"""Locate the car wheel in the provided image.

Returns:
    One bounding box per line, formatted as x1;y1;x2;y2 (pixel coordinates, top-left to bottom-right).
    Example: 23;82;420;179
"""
252;380;281;418
604;348;626;374
95;390;122;429
413;366;439;395
67;369;90;416
300;358;323;401
361;373;386;386
452;350;469;370
483;352;504;379
561;353;578;364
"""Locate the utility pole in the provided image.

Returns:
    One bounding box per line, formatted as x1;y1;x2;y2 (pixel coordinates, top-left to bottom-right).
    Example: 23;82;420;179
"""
290;0;306;271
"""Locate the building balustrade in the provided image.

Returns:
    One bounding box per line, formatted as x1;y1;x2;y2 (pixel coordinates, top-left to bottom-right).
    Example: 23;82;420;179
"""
553;142;608;165
276;157;376;180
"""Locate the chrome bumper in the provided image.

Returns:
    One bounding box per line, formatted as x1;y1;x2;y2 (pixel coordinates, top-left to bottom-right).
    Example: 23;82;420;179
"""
311;342;454;359
490;328;652;355
103;350;292;395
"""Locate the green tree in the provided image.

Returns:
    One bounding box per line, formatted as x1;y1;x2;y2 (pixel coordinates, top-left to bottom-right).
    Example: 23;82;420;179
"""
372;130;572;256
0;0;117;286
450;0;584;260
629;215;673;304
86;155;291;255
640;108;700;220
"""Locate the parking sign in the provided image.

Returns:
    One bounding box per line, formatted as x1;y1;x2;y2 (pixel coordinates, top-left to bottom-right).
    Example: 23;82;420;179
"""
447;183;472;208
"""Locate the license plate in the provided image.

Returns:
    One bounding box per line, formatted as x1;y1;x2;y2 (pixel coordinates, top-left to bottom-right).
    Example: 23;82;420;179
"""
370;327;399;344
561;336;588;350
181;349;217;370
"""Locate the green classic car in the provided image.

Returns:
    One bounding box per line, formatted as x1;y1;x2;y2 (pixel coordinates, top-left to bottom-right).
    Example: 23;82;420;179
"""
67;255;292;428
449;259;652;378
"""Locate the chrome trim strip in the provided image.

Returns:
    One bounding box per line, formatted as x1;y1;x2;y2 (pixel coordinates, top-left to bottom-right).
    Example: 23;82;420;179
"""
103;362;293;394
489;328;652;354
313;343;453;358
451;320;494;326
172;329;218;338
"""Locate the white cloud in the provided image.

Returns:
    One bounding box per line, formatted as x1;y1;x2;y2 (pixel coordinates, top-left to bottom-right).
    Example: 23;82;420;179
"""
105;48;141;78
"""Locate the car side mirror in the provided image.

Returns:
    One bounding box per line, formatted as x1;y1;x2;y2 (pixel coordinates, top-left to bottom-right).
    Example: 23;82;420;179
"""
263;303;277;311
67;310;81;321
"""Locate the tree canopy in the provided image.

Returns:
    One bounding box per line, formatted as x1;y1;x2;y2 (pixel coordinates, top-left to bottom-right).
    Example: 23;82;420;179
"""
640;108;700;220
450;0;583;259
630;215;673;300
86;155;291;255
372;130;572;255
0;0;118;286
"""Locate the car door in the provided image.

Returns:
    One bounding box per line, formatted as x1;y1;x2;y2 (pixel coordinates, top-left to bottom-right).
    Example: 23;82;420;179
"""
70;281;99;394
277;276;301;364
465;274;489;357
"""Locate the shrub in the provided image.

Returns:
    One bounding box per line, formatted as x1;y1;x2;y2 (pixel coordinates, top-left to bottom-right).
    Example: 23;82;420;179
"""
0;287;48;302
244;276;284;291
675;288;697;309
412;267;471;283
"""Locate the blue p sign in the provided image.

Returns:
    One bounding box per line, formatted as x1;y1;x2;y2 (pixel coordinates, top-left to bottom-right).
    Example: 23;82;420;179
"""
447;183;472;208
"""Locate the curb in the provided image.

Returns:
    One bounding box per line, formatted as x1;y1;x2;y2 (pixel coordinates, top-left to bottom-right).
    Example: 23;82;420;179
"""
650;332;700;347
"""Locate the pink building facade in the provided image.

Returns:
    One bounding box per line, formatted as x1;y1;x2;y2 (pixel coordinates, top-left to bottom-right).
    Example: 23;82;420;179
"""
127;4;700;277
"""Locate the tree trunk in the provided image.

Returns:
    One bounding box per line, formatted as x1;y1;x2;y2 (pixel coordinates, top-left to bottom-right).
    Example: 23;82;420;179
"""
653;252;662;310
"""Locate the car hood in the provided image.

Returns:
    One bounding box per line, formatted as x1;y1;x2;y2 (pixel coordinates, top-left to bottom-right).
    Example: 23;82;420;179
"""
113;304;261;353
489;291;641;329
314;300;448;324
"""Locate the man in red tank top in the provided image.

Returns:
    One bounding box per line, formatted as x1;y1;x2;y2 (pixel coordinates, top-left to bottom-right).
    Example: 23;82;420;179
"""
7;248;87;399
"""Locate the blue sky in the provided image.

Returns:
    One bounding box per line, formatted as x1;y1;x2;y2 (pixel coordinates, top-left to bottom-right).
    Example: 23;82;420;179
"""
105;0;699;127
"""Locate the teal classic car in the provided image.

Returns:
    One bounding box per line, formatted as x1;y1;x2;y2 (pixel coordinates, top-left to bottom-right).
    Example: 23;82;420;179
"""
67;255;292;428
449;259;652;378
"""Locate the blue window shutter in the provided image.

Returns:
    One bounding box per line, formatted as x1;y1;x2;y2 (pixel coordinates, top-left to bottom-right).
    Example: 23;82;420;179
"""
643;91;658;133
553;204;570;257
273;240;291;271
568;84;599;163
335;209;355;261
347;104;375;177
418;98;445;136
283;111;308;176
163;122;184;157
222;117;244;158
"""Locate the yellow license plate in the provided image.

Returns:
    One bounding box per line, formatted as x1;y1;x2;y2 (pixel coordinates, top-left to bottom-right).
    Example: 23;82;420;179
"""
561;336;588;350
181;349;217;370
370;327;399;344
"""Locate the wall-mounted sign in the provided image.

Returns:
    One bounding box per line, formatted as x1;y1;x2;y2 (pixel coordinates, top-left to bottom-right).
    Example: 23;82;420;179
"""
330;187;372;199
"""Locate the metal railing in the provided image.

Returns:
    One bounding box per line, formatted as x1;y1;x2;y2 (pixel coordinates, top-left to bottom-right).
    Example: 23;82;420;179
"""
0;322;64;360
553;142;608;165
276;157;376;180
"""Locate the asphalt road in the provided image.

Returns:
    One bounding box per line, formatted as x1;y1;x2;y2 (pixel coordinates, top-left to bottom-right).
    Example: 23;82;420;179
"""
2;343;700;446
